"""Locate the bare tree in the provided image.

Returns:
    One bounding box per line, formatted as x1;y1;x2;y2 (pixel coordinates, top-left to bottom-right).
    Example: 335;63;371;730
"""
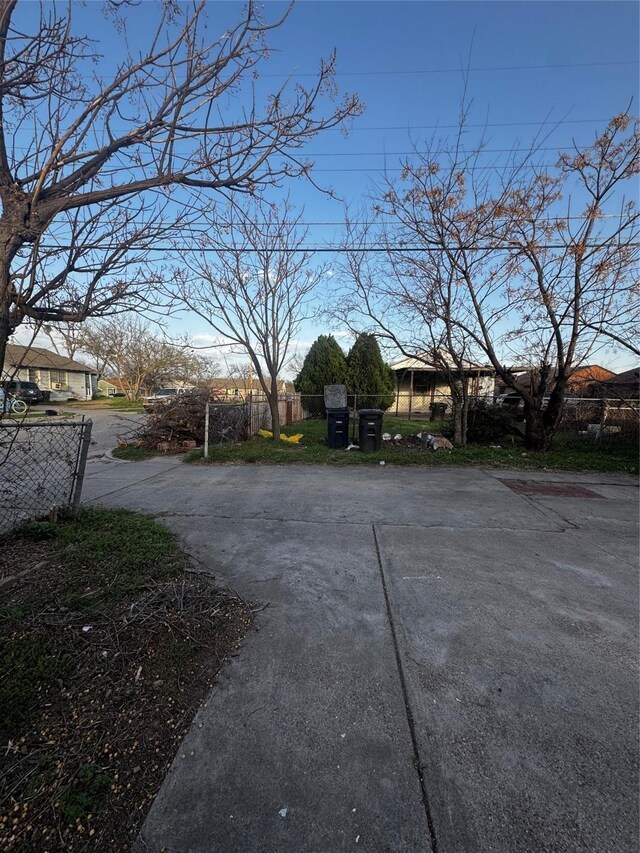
78;317;212;400
338;214;487;445
221;358;256;397
0;0;362;369
339;114;639;450
175;198;324;439
40;321;84;360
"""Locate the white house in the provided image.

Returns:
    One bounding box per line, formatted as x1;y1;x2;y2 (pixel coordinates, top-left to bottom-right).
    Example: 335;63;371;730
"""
390;351;495;416
2;344;98;401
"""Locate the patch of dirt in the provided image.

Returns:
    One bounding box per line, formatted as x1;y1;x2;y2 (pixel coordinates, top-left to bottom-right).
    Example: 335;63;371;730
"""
385;435;423;448
0;536;253;851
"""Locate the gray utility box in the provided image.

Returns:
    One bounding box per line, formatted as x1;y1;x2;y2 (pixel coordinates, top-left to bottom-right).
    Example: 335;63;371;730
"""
358;409;384;452
327;409;350;449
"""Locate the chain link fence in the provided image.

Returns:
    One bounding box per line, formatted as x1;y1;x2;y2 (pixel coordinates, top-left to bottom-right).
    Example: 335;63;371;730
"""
201;390;638;450
244;391;639;445
277;392;454;421
0;419;93;534
558;398;639;444
203;402;249;458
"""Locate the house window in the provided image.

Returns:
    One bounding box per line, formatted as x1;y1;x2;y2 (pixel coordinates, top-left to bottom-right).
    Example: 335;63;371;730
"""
50;369;67;388
414;374;435;393
28;368;39;383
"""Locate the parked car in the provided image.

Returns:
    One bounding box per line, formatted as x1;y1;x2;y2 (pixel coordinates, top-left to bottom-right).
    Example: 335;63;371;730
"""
495;391;525;411
496;391;578;414
142;387;197;412
3;380;44;404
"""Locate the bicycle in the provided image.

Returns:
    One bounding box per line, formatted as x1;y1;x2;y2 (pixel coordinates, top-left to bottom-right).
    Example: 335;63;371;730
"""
1;391;28;415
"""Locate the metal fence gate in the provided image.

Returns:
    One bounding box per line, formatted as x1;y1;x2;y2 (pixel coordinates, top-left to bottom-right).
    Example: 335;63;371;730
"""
0;419;93;534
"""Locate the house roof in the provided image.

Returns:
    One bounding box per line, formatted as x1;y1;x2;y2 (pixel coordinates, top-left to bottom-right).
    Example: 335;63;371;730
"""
569;365;616;382
603;367;640;385
4;344;97;374
207;377;296;393
390;351;494;373
497;364;615;393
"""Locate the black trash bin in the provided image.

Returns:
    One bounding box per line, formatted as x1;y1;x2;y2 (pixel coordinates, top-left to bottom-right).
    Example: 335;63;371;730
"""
429;402;447;420
358;409;384;452
327;409;350;449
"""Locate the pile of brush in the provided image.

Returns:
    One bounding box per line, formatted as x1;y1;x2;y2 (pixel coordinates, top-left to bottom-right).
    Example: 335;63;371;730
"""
132;390;250;452
135;389;210;452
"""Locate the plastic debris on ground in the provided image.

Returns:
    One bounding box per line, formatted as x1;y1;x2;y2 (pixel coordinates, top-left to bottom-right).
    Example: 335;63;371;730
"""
258;429;303;443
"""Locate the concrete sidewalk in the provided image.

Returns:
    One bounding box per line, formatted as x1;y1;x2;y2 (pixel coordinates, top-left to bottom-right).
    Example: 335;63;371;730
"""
82;461;639;852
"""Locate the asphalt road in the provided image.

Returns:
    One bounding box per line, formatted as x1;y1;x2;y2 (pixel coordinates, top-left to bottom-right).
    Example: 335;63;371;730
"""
65;408;146;458
81;459;639;853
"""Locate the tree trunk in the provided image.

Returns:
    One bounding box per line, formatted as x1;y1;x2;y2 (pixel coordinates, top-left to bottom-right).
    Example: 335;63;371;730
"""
0;257;14;380
460;394;469;446
451;382;469;446
523;407;551;451
269;395;281;440
453;404;463;445
523;385;566;450
269;376;281;440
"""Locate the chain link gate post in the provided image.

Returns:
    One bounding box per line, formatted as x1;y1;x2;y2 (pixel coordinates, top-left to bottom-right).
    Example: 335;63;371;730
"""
204;402;210;459
71;419;93;509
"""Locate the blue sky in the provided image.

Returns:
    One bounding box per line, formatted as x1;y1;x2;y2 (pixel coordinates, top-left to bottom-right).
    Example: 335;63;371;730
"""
183;1;639;371
15;1;640;373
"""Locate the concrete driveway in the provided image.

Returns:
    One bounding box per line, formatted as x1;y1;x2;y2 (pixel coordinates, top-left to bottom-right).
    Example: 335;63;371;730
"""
82;460;639;853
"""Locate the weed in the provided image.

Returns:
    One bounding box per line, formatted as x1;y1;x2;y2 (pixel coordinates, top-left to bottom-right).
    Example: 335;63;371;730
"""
186;416;638;475
0;634;72;737
59;764;111;823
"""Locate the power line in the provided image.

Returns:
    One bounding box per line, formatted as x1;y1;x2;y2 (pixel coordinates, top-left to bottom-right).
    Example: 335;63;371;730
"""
348;118;612;132
5;143;587;157
158;214;627;228
5;118;613;141
248;145;587;158
262;60;637;78
305;163;569;173
37;242;640;254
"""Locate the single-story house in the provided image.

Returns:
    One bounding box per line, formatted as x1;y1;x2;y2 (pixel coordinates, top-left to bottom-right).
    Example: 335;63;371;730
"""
98;377;135;397
390;352;495;416
208;377;295;400
495;365;616;398
599;367;640;400
2;344;98;401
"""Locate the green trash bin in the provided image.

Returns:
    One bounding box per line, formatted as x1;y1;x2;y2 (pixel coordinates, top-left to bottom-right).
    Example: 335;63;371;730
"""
358;409;383;452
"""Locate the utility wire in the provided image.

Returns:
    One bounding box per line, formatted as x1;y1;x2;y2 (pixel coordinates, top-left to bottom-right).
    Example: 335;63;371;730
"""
348;118;613;131
36;242;640;253
262;60;637;78
304;164;579;172
6;118;613;139
92;214;624;228
5;144;593;156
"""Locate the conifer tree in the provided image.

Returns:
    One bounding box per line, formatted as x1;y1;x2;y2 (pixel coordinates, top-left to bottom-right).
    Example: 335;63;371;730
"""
347;334;396;410
294;335;349;416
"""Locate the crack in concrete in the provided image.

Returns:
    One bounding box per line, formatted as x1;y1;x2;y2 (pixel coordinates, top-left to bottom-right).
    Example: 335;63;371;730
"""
372;522;438;853
83;463;185;502
141;510;570;533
